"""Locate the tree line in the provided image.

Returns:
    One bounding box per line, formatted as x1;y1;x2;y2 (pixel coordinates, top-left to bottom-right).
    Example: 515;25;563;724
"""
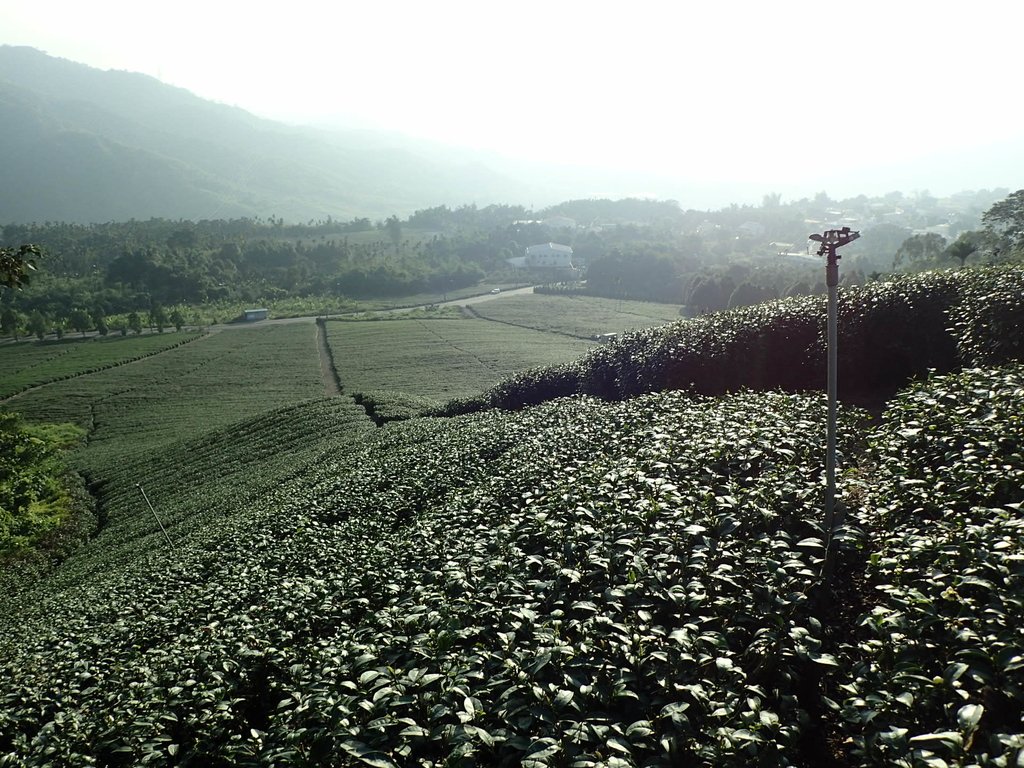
2;190;1021;337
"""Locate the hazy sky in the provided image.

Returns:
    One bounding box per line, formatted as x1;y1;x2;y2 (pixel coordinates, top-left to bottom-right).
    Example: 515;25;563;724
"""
2;0;1021;194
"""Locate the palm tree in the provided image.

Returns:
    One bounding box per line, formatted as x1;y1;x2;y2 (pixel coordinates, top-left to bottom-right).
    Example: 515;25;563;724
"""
946;233;981;269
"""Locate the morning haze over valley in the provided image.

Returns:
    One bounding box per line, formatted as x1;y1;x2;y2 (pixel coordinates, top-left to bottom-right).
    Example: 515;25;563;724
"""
1;2;1023;766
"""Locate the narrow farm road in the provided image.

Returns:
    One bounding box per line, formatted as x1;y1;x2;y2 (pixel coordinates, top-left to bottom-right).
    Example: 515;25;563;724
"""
315;321;342;397
391;285;537;313
210;286;538;328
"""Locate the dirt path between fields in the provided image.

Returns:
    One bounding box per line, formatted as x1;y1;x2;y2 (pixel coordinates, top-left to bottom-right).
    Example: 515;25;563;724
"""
316;320;342;397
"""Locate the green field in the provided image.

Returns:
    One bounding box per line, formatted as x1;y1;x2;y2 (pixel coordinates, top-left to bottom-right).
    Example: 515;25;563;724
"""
7;324;326;473
468;293;683;337
324;317;594;400
0;396;373;606
0;332;203;399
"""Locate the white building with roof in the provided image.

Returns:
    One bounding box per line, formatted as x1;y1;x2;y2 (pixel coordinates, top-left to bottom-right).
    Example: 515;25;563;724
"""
506;242;575;269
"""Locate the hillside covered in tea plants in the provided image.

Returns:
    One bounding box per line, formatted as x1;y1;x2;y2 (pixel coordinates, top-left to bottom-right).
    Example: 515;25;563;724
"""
1;267;1023;767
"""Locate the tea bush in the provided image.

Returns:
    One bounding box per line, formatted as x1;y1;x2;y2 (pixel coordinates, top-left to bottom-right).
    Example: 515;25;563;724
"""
436;266;1024;415
3;270;1023;766
0;390;864;766
836;365;1024;766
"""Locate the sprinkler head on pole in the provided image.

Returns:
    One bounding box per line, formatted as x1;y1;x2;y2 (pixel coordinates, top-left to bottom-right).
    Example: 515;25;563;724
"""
809;227;861;260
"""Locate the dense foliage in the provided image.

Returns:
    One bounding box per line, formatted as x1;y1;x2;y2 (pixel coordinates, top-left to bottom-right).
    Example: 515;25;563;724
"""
0;244;39;290
1;362;1022;765
0;386;852;766
841;365;1024;766
0;414;88;552
436;266;1024;415
0;215;509;335
4;188;1015;338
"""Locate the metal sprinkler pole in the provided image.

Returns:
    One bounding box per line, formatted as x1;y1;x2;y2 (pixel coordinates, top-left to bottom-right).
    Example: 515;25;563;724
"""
824;246;840;538
136;483;175;549
808;227;859;580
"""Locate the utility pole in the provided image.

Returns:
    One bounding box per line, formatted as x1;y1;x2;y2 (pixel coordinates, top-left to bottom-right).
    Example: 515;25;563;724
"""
808;226;859;580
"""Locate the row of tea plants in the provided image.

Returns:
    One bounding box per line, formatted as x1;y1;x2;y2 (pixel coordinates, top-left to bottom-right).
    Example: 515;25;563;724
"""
837;365;1024;766
435;265;1024;415
3;362;1020;765
0;390;846;765
6;324;327;476
0;333;203;399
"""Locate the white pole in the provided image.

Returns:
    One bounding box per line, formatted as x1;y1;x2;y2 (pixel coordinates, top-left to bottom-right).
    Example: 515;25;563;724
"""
136;483;174;549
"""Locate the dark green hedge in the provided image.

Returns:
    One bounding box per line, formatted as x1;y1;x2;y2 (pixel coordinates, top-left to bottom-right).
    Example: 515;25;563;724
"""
433;266;1024;415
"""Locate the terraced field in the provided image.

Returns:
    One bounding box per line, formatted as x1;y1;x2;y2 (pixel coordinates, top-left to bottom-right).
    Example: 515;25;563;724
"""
0;333;203;399
1;365;1022;766
467;293;682;338
323;317;594;400
5;324;326;473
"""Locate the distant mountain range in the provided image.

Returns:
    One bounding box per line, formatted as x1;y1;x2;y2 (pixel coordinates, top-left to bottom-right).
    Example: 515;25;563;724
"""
0;46;557;223
1;46;1020;224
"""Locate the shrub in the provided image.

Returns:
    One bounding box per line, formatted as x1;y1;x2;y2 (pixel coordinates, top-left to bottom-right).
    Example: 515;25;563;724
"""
441;266;1024;414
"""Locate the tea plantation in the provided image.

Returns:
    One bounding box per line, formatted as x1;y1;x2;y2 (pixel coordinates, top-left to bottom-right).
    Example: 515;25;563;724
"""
0;333;203;400
322;318;593;402
6;324;326;474
436;266;1024;414
0;267;1022;766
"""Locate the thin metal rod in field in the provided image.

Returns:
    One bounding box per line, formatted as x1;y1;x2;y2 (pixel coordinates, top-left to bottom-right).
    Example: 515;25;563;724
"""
808;226;859;582
136;483;175;549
